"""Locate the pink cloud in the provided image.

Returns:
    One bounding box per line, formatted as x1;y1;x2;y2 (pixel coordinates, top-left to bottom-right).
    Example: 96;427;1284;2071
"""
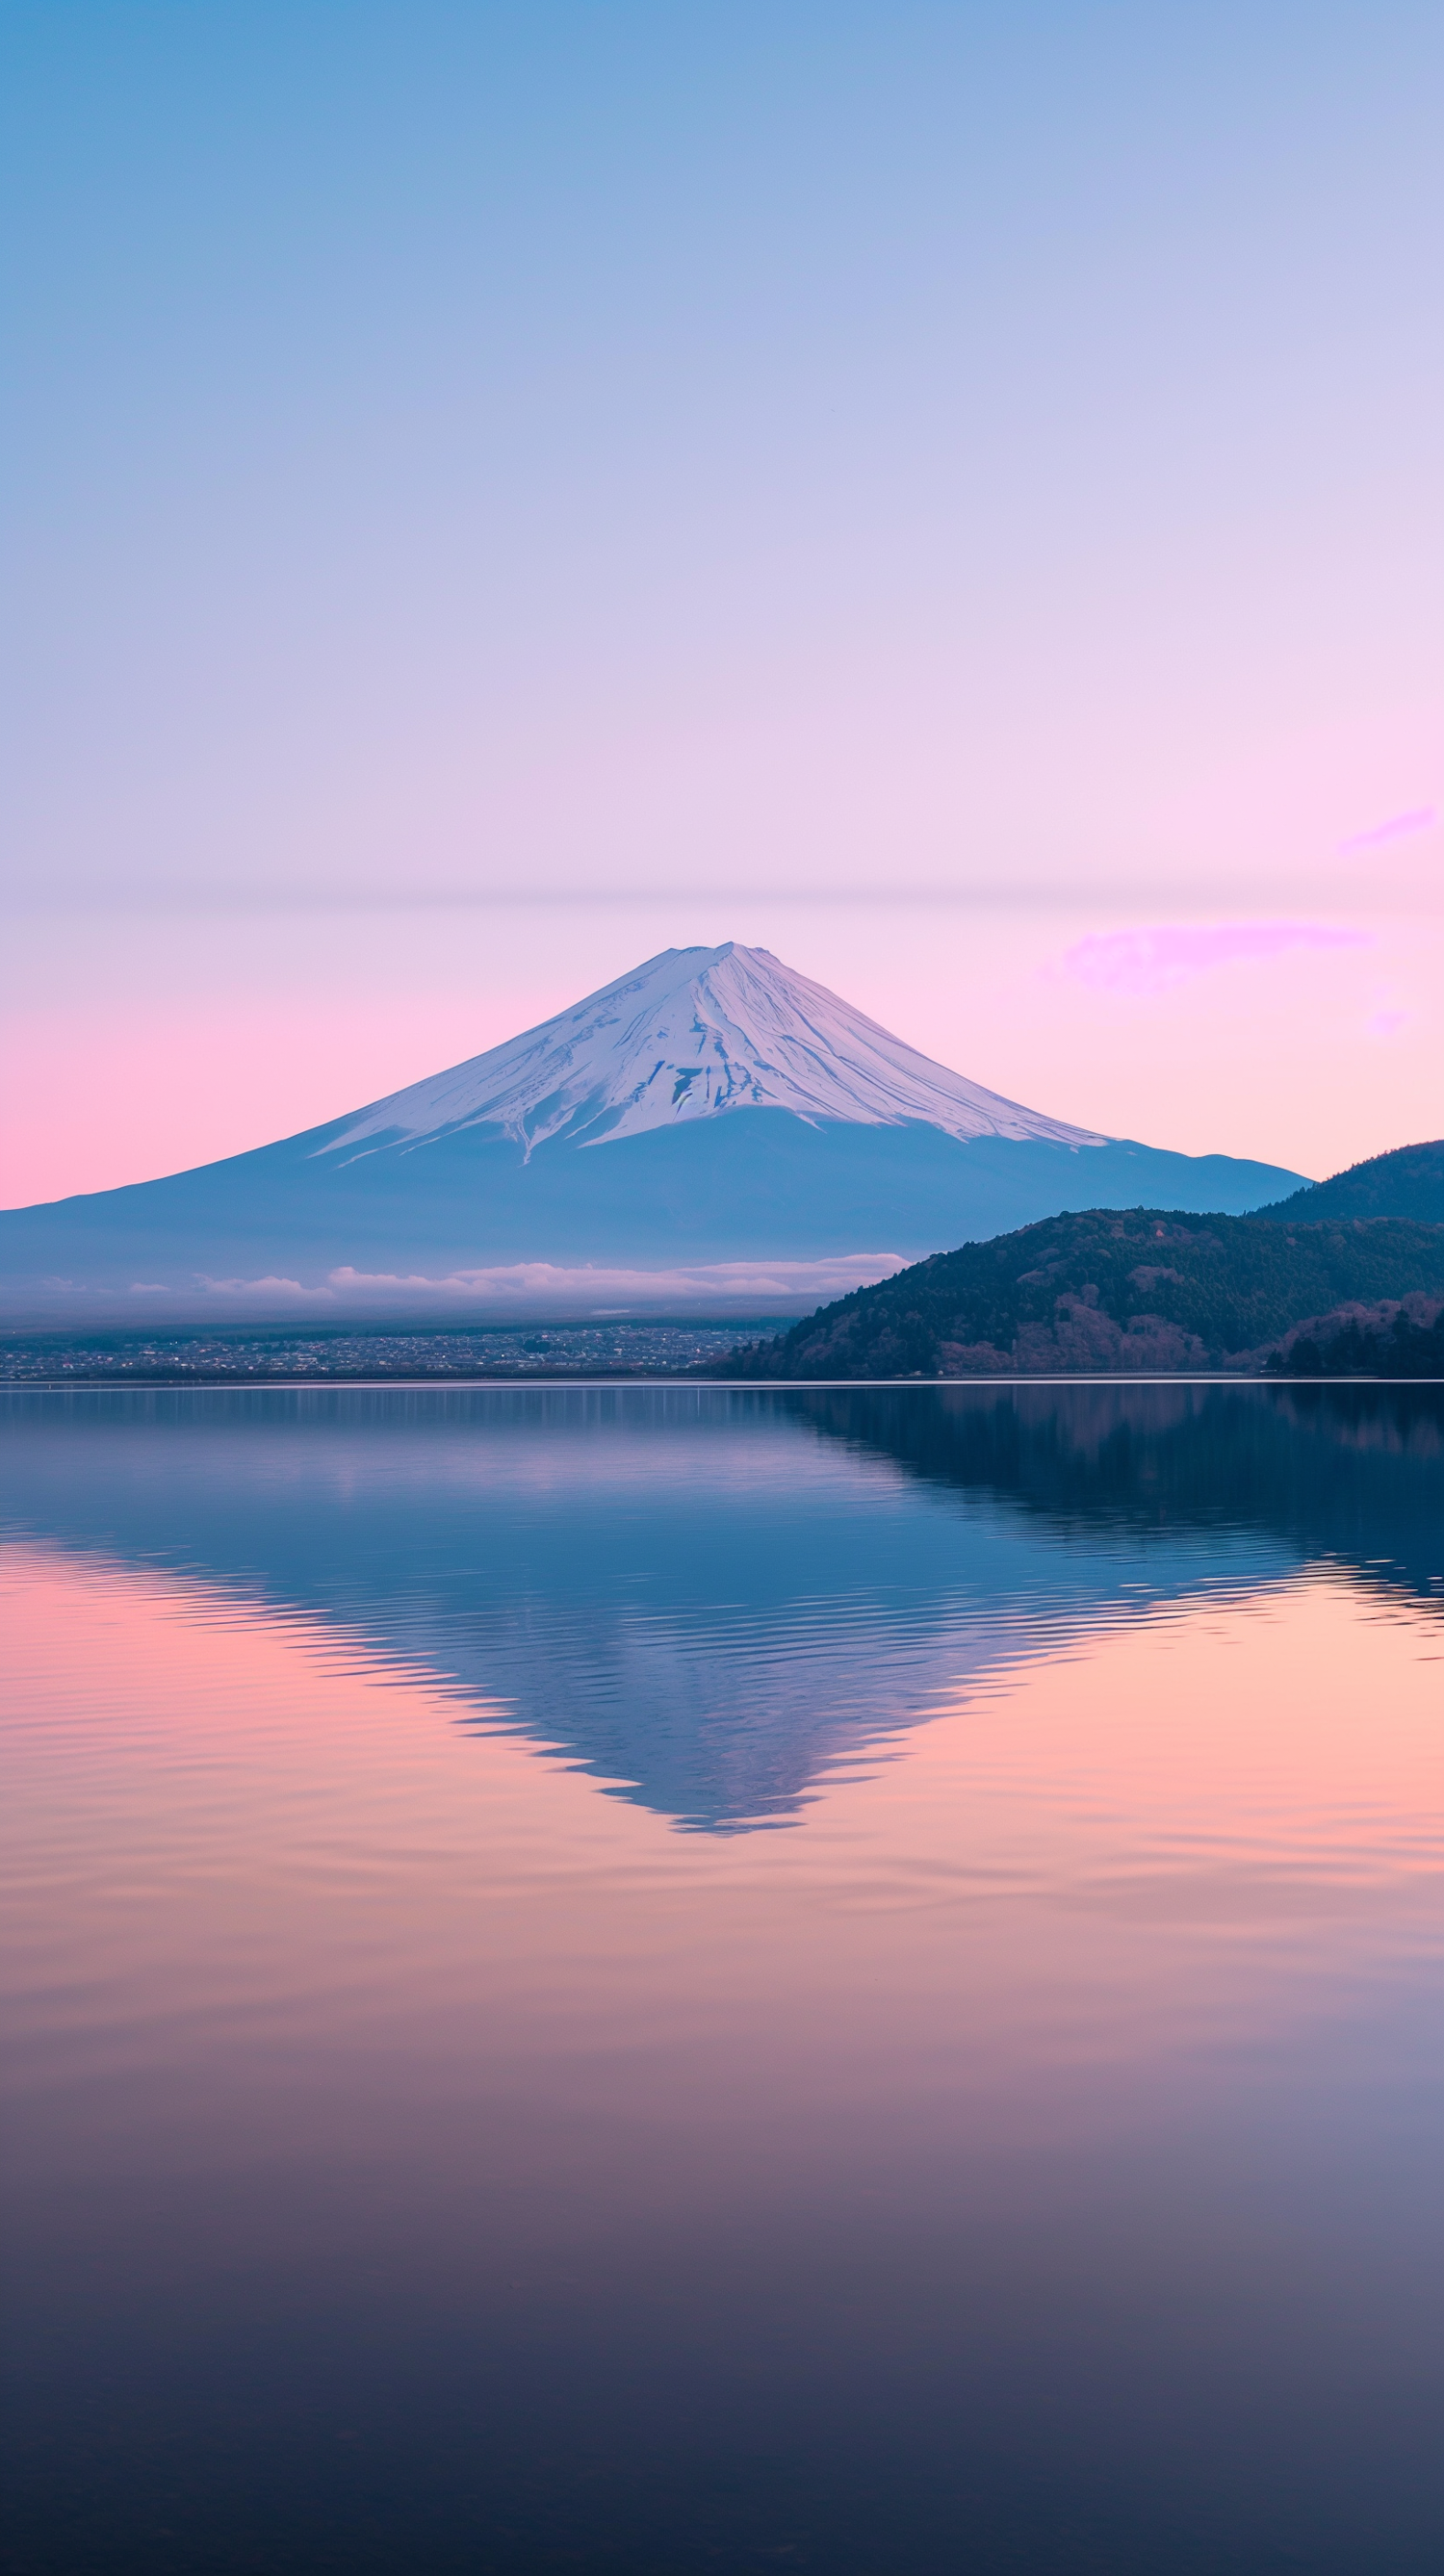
1064;922;1369;998
1339;806;1436;852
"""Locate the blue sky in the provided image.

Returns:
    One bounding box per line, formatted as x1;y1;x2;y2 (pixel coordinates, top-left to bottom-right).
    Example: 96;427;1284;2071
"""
3;2;1440;1196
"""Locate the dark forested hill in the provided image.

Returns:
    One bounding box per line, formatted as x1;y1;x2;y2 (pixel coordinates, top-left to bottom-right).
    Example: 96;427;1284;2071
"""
1258;1140;1444;1224
713;1210;1444;1378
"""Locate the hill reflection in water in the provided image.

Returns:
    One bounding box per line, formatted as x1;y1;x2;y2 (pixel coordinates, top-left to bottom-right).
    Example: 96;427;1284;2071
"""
2;1382;1439;1832
3;1383;1443;2572
789;1379;1444;1595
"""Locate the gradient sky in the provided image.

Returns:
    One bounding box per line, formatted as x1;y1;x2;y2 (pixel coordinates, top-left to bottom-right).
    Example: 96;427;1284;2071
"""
4;0;1440;1204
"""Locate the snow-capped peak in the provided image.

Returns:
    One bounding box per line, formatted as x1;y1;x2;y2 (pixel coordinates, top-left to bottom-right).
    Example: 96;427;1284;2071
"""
317;944;1103;1162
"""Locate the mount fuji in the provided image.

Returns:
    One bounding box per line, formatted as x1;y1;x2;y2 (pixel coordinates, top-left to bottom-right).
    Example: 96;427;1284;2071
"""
0;943;1307;1320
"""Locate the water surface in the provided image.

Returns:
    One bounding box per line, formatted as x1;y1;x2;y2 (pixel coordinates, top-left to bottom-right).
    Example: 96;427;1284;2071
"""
3;1384;1442;2572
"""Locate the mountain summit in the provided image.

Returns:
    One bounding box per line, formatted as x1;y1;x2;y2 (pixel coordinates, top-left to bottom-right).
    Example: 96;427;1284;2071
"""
0;943;1308;1321
322;944;1098;1161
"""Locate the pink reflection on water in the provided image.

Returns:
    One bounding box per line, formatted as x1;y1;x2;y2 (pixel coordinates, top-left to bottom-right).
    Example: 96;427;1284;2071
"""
4;1544;1440;2219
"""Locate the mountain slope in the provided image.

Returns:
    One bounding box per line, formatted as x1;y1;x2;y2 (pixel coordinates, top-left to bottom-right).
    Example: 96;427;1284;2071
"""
0;944;1308;1321
1256;1140;1444;1225
322;942;1098;1156
714;1210;1444;1377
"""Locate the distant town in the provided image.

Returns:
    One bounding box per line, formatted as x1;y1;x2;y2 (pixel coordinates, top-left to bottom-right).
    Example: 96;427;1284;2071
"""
0;1319;785;1385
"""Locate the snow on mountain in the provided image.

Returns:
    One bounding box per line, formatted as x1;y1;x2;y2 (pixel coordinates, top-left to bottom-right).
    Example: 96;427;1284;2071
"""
0;937;1312;1323
319;943;1102;1163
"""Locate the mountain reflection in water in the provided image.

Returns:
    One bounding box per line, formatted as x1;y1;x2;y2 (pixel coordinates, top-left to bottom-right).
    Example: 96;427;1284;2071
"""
2;1382;1442;2575
1;1381;1439;1833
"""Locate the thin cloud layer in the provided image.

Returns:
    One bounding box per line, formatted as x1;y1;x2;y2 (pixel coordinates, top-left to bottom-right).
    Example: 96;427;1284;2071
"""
323;1258;910;1307
1339;807;1436;852
1064;923;1369;998
99;1256;915;1315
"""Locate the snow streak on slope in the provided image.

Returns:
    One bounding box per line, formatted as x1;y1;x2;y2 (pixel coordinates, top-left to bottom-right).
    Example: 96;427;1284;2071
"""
320;945;1103;1162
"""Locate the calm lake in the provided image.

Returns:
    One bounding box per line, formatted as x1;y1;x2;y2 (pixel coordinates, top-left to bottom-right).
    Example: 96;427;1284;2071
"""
3;1382;1442;2574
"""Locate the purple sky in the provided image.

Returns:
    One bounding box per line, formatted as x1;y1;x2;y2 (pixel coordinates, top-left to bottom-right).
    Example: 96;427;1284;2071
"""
4;2;1440;1202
